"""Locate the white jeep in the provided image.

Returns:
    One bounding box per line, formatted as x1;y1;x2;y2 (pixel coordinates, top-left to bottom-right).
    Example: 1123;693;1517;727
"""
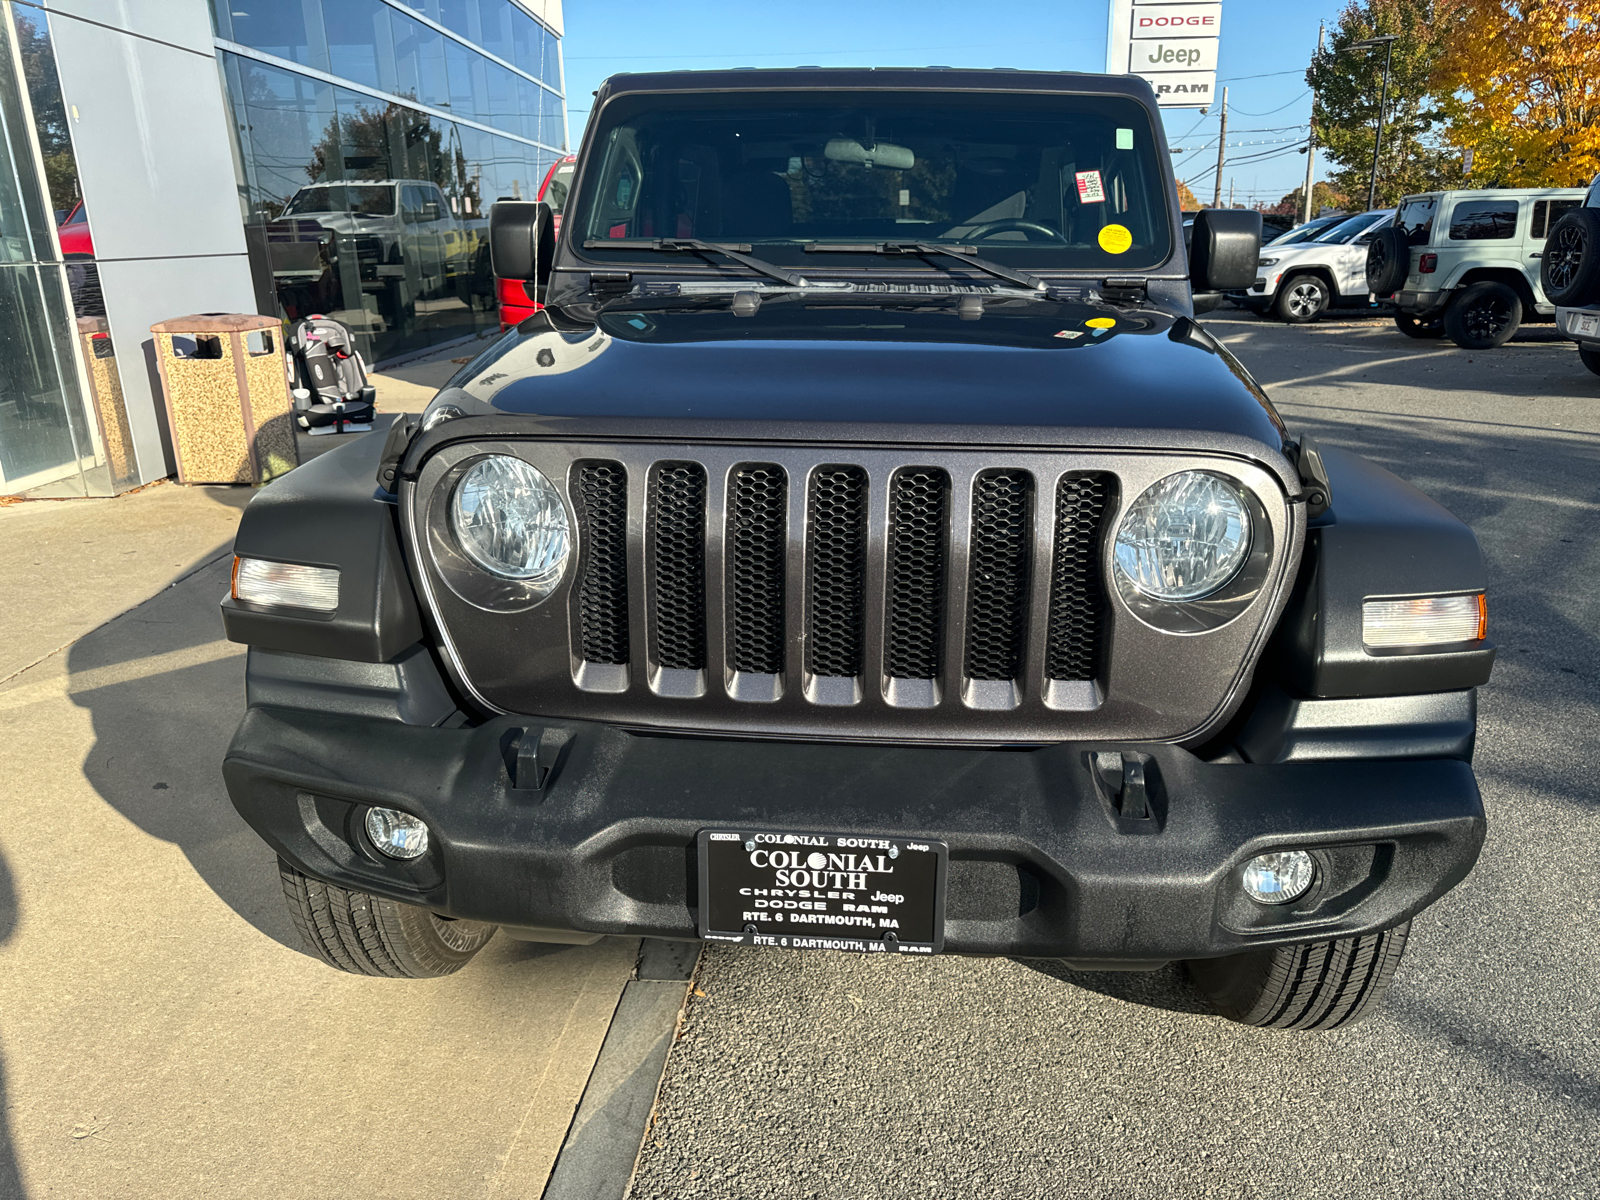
1366;187;1587;347
1231;209;1394;323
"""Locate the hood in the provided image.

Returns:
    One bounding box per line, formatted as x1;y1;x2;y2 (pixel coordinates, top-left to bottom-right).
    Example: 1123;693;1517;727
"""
430;296;1292;456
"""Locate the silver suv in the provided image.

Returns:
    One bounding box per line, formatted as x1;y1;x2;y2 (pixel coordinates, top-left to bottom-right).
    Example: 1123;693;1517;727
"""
1367;187;1587;347
1232;209;1394;323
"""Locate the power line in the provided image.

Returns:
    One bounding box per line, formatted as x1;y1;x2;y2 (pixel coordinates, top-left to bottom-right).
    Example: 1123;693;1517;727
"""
1230;92;1312;117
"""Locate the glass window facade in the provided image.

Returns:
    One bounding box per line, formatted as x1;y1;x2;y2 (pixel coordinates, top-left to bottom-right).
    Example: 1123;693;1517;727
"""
214;0;564;363
0;3;125;498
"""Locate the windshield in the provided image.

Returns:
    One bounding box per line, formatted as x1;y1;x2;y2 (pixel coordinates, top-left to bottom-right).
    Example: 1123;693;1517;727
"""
572;91;1174;272
283;184;396;217
1267;217;1334;247
1313;212;1385;244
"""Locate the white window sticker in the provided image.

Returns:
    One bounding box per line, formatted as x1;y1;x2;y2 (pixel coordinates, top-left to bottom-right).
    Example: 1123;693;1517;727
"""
898;189;910;206
1075;170;1106;204
1116;128;1134;150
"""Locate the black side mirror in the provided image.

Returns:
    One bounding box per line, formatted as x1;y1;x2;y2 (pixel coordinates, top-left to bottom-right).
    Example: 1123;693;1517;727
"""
1189;209;1262;292
490;200;555;299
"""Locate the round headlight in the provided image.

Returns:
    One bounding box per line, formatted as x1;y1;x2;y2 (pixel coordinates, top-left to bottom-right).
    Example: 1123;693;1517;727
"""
451;456;570;592
1114;471;1251;602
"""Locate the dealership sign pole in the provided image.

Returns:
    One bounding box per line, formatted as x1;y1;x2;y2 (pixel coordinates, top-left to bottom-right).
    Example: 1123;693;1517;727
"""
1105;0;1221;109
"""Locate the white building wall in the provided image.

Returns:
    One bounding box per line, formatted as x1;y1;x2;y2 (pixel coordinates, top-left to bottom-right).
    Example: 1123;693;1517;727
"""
41;0;258;484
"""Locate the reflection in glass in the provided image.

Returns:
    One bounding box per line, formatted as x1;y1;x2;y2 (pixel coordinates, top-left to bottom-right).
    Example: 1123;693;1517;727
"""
217;0;563;365
226;0;327;72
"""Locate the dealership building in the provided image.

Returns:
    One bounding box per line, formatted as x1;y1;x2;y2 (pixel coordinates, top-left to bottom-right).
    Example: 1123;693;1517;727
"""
0;0;567;498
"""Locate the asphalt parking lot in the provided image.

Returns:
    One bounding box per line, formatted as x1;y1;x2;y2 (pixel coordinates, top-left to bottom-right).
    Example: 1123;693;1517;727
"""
628;310;1600;1200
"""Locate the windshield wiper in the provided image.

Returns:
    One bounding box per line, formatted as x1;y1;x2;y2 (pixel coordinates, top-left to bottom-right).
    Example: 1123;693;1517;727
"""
806;242;1046;292
583;238;809;287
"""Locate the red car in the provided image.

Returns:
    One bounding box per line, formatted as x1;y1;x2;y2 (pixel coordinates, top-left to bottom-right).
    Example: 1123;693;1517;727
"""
58;200;92;256
497;155;575;329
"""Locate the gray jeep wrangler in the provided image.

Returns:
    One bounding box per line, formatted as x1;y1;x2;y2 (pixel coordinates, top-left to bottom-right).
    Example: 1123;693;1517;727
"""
221;69;1491;1031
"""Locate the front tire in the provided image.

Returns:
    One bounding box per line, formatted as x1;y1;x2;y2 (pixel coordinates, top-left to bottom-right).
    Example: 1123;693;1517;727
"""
279;858;496;977
1394;312;1445;339
1185;921;1410;1030
1582;344;1600;377
1273;274;1330;323
1444;281;1522;348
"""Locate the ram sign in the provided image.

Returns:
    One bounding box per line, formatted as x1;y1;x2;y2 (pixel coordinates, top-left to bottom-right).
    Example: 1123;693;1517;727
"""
1105;0;1221;108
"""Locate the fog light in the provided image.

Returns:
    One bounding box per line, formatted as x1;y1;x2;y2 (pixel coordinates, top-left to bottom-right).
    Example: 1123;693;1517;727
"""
1241;851;1315;905
365;807;429;859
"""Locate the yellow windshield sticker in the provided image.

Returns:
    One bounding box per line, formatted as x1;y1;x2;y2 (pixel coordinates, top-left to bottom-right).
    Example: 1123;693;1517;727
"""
1085;317;1116;329
1098;224;1133;254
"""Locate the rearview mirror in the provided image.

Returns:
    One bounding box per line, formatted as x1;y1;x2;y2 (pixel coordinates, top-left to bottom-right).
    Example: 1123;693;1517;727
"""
824;138;915;170
1189;208;1262;292
490;200;555;298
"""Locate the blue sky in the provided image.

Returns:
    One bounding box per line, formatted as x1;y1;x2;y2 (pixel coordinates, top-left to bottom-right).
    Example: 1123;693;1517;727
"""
561;0;1349;209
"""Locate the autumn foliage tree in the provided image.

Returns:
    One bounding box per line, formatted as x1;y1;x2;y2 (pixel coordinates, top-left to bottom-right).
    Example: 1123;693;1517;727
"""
1308;0;1459;208
1432;0;1600;186
1175;180;1200;210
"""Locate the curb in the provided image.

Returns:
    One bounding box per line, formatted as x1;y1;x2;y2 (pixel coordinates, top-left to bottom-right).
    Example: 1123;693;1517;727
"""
540;940;699;1200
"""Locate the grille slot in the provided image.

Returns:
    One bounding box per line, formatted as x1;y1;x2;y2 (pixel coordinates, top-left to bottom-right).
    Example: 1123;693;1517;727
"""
573;461;630;665
884;468;949;680
805;466;868;678
648;462;708;671
1047;474;1113;681
727;464;787;675
965;470;1034;682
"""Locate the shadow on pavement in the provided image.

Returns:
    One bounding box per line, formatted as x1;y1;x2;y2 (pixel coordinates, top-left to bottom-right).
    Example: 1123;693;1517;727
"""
66;555;304;955
1012;958;1213;1016
0;848;26;1199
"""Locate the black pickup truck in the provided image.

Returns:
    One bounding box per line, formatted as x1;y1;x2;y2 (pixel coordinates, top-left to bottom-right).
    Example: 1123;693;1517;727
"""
221;69;1491;1031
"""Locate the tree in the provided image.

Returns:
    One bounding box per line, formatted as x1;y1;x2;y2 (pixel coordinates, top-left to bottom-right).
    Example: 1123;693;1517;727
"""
1270;181;1353;218
1308;0;1458;208
1433;0;1600;186
14;13;78;214
1175;180;1200;210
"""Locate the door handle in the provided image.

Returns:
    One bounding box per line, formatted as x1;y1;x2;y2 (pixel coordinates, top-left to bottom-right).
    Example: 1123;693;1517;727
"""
1529;253;1543;259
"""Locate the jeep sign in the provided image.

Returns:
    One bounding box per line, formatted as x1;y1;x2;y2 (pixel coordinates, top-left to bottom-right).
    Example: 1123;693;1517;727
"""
1105;0;1221;109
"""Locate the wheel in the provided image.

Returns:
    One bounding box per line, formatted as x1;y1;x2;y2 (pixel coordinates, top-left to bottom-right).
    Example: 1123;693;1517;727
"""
1365;226;1409;295
1542;209;1600;306
1444;281;1522;348
1581;344;1600;377
278;857;496;977
1185;921;1410;1030
1393;312;1445;339
1273;274;1330;323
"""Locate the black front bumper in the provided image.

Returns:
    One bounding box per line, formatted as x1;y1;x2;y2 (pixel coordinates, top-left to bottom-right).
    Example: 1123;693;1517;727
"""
224;706;1485;962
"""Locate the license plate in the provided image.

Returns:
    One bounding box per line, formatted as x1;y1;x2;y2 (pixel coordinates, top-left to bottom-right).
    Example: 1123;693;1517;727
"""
1568;311;1600;337
697;830;946;955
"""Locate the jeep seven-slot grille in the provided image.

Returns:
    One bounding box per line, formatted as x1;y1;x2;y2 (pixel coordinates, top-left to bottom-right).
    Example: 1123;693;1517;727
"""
648;462;708;670
1046;475;1112;681
804;466;869;678
965;471;1034;681
569;457;1114;705
884;468;949;680
727;465;787;674
574;462;630;665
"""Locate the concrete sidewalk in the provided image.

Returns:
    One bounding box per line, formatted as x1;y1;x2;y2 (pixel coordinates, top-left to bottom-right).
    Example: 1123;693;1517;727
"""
0;416;635;1197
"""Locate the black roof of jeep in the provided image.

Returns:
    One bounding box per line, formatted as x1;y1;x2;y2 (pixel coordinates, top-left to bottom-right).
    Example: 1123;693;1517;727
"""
593;67;1162;102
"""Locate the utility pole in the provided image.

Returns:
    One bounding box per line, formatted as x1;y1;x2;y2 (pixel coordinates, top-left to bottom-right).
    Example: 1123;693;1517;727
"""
1212;86;1228;208
1303;22;1324;224
1228;178;1235;207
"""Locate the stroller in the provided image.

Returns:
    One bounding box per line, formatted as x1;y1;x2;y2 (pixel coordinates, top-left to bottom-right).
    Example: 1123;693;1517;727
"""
286;315;377;434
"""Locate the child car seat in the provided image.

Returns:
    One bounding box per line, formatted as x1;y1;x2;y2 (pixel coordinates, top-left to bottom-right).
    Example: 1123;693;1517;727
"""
286;315;377;434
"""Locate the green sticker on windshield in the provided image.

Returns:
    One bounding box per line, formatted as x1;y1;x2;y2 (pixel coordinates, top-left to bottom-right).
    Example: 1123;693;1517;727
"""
1116;128;1134;150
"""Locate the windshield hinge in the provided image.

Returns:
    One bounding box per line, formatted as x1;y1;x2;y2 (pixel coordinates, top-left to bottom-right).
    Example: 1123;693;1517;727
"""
1099;277;1148;304
587;271;633;299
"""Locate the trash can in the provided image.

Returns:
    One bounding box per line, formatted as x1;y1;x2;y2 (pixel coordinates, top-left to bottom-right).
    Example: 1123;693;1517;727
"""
75;316;138;492
151;312;299;485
